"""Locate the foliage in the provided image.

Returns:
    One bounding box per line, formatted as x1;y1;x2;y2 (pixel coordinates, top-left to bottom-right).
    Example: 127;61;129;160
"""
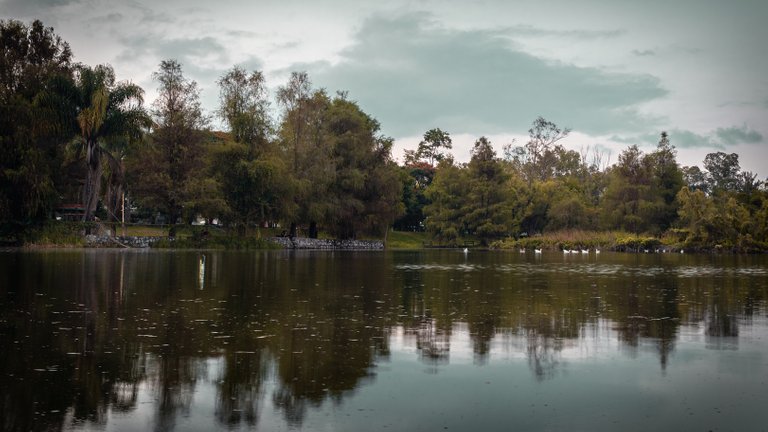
73;64;149;222
416;128;452;166
492;230;661;252
19;221;94;246
424;160;469;242
151;230;281;249
127;60;208;230
392;162;434;231
600;134;683;235
2;21;767;251
0;19;74;228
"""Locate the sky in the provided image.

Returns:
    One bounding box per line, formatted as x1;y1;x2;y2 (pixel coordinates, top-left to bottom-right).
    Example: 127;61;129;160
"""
3;0;767;177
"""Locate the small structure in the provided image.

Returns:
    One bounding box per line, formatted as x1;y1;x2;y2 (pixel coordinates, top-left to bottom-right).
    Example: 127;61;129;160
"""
55;204;85;221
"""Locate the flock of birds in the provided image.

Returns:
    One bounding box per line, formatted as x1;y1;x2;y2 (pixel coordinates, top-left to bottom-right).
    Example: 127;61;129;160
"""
461;247;685;254
528;248;600;254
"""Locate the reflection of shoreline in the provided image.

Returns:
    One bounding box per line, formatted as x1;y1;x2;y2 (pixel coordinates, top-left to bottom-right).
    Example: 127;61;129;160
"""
1;250;765;431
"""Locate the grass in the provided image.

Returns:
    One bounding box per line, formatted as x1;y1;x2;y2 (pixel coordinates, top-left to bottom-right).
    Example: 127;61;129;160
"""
491;229;680;252
386;230;430;249
15;222;91;247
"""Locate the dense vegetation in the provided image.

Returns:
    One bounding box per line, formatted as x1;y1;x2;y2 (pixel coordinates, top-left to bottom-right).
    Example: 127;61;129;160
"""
1;20;766;251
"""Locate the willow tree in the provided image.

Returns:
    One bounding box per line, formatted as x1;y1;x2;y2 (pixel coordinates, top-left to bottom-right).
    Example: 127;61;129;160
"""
74;64;148;223
215;66;294;234
276;73;333;238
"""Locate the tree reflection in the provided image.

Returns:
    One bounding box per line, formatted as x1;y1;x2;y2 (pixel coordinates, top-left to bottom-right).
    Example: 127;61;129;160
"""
1;250;766;431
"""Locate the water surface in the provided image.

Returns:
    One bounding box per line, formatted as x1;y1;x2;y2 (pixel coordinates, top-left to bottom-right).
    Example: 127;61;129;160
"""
1;250;767;431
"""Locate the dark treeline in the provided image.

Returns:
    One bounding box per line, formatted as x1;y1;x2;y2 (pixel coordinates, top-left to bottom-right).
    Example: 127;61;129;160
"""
2;20;767;249
1;20;401;241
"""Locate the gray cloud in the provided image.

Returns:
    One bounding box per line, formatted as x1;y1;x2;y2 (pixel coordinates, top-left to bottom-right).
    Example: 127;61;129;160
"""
611;125;763;151
503;25;624;39
632;49;655;57
295;13;666;138
668;129;721;149
715;125;763;145
116;35;229;65
86;12;123;25
0;0;81;15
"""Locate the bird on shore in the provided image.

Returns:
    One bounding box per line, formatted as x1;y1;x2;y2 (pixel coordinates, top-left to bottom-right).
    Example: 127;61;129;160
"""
519;248;526;253
463;247;468;253
563;249;571;254
534;248;542;254
581;249;589;254
595;248;601;254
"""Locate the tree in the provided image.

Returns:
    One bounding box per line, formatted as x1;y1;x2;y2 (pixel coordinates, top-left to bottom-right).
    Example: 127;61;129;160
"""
424;160;469;242
276;73;332;237
73;64;149;223
276;71;312;172
523;117;570;183
463;137;516;245
214;140;293;234
644;131;683;232
217;66;271;152
215;67;293;234
417;128;452;166
324;96;403;239
704;152;740;194
128;60;207;231
0;19;73;227
682;165;709;194
393;161;435;231
600;145;651;233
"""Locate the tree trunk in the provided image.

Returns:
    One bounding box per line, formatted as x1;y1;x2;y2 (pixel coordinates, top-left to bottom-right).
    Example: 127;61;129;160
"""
289;222;297;239
309;221;318;239
82;141;102;223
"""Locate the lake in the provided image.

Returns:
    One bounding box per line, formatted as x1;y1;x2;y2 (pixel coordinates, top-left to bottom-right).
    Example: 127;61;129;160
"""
1;249;767;431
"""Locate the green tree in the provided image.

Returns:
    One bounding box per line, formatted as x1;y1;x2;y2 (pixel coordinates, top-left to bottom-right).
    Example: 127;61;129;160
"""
644;131;684;232
393;161;434;231
600;145;651;233
424;160;469;242
276;71;312;173
417;128;452;166
463;137;515;245
704;152;740;194
324;96;403;239
521;116;570;183
213;140;292;234
73;64;149;223
215;67;293;234
276;73;332;237
217;66;270;151
127;60;207;231
682;165;709;194
0;19;74;228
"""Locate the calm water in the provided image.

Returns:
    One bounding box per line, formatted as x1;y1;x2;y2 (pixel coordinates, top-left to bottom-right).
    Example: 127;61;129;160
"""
1;249;767;431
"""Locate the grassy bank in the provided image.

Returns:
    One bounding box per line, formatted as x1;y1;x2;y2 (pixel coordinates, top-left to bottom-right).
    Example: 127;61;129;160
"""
491;230;675;252
6;222;90;247
386;230;430;249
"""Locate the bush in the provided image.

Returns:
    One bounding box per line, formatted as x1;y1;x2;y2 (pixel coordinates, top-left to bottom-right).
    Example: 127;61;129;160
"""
20;221;92;246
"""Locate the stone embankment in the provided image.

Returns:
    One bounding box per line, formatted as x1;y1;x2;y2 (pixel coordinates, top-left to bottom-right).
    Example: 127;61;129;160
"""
85;235;160;248
269;237;384;250
84;235;383;250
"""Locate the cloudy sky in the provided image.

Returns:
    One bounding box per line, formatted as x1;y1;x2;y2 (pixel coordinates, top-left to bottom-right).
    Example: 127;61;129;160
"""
3;0;767;176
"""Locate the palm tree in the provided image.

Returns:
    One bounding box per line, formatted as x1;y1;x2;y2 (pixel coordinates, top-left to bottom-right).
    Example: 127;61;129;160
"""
75;65;149;224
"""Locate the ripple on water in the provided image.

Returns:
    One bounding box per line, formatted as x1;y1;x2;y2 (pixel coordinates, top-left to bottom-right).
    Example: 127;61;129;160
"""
394;262;768;278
